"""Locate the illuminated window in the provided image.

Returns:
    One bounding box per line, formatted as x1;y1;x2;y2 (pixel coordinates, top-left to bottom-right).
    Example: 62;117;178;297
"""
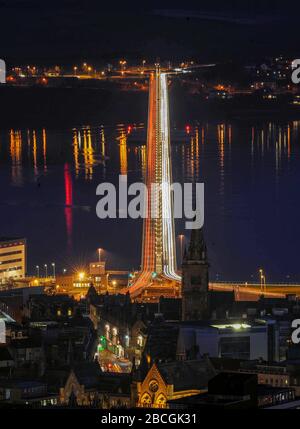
156;394;167;409
137;335;143;347
140;393;152;408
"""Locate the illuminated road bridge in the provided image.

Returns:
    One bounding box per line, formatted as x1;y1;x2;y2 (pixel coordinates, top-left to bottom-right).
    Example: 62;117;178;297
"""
126;66;181;301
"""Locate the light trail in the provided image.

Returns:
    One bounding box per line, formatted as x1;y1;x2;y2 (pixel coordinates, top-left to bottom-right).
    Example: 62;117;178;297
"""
123;68;181;299
160;73;181;281
126;73;156;297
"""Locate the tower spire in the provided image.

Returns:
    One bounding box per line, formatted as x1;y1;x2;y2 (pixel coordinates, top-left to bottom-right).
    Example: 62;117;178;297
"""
187;227;207;262
182;226;209;321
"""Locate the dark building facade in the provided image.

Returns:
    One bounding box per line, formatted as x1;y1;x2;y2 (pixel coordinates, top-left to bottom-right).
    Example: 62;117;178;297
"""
181;228;209;321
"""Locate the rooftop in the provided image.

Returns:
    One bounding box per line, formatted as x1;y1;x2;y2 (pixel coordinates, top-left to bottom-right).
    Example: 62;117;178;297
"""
157;359;215;392
0;237;25;244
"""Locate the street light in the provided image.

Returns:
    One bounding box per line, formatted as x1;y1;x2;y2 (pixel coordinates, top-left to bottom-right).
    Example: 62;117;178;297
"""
51;262;56;278
178;234;185;263
63;268;67;274
119;60;127;72
36;265;40;278
259;268;265;292
259;269;263;291
78;272;85;281
44;264;48;278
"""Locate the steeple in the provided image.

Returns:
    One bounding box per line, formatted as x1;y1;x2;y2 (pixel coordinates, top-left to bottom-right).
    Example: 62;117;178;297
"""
186;227;207;262
181;227;210;321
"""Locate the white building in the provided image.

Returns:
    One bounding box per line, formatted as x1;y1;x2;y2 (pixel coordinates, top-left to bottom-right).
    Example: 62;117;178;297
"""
176;320;275;362
0;237;26;283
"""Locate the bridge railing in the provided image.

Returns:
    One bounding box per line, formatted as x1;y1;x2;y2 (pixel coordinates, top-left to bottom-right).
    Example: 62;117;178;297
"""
210;281;300;286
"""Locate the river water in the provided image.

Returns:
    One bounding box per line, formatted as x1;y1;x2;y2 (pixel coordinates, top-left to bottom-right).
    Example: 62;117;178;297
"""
0;118;300;283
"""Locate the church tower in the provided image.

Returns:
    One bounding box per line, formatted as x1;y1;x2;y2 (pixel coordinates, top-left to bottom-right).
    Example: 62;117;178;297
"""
181;227;209;321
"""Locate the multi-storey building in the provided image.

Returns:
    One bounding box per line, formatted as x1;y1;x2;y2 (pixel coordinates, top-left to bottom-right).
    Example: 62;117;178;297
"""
0;237;26;283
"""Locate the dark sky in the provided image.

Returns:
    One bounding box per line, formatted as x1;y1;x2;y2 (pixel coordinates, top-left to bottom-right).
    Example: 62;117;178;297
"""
0;0;299;65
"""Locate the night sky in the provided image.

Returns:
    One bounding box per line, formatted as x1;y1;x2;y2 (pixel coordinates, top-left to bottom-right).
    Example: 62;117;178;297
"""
1;0;299;65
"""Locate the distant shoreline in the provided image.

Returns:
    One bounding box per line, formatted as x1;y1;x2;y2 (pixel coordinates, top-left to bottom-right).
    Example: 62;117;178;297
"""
0;85;148;130
1;85;300;130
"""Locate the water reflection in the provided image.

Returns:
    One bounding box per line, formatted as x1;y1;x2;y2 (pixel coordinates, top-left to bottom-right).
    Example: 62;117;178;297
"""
42;128;47;172
118;129;128;175
3;121;299;185
140;145;146;180
10;129;23;186
217;123;225;198
1;120;300;279
64;163;73;248
73;130;80;178
100;126;107;179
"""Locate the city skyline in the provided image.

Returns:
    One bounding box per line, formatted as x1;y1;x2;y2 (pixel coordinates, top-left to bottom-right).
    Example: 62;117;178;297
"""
1;0;300;416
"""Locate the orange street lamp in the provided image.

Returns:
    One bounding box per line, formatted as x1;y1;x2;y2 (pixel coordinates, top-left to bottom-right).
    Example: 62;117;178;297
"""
178;234;185;262
78;272;85;281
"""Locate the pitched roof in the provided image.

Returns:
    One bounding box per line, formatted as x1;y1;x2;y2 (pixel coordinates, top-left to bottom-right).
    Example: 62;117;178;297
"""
157;359;215;392
144;322;179;362
73;361;102;388
208;372;257;396
98;373;131;395
208;357;245;372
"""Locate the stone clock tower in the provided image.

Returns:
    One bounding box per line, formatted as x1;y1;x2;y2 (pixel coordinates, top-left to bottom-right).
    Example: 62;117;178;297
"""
181;227;209;321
